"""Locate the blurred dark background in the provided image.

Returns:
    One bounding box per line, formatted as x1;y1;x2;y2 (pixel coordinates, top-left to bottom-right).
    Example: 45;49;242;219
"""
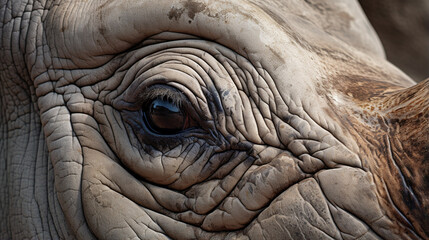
359;0;429;82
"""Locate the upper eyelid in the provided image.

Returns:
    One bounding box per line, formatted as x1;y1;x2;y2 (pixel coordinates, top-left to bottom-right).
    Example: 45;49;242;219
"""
138;85;188;107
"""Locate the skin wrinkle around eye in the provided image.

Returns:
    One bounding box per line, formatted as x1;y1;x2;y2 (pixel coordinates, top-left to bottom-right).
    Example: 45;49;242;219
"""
115;55;208;106
111;49;241;187
124;42;300;159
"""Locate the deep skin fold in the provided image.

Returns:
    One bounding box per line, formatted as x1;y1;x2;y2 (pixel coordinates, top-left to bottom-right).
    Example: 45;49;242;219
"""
1;0;428;239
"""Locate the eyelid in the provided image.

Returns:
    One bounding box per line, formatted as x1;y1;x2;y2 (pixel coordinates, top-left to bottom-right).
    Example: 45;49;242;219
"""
138;85;187;108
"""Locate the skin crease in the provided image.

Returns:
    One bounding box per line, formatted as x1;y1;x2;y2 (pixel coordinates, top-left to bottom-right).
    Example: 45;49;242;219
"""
0;0;428;239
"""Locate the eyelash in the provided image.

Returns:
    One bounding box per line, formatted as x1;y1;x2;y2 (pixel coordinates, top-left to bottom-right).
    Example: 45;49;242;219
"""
137;85;186;107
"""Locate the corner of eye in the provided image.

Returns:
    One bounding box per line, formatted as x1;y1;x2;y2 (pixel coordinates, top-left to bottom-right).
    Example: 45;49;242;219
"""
112;99;138;111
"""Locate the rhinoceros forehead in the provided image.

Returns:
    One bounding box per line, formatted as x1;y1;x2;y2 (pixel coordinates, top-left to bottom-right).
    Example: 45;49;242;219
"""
45;0;383;68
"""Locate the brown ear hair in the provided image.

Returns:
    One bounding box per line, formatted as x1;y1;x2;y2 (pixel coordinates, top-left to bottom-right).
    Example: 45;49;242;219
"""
380;78;428;238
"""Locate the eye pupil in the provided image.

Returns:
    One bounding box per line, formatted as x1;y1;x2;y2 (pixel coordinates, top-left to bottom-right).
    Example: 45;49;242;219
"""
145;98;188;134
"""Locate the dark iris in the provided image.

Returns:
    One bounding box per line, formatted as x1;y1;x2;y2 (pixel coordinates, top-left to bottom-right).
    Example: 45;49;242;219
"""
144;98;192;135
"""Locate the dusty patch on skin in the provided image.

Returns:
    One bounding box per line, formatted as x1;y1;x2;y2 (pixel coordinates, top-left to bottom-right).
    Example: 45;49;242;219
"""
185;0;206;19
168;7;185;20
168;0;207;21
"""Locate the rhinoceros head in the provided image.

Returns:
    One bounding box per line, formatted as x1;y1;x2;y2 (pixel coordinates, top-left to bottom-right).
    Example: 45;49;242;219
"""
0;0;427;239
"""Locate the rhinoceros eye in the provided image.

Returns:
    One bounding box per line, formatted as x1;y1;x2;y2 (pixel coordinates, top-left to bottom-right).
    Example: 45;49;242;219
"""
144;97;196;135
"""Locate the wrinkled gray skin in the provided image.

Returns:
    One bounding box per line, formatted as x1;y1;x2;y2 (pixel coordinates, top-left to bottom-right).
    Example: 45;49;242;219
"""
1;0;428;239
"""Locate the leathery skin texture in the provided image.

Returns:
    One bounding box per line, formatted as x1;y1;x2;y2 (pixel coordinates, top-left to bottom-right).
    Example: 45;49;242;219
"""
0;0;428;239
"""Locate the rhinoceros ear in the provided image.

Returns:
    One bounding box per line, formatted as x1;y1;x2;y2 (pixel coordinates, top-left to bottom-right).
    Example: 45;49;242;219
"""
380;78;428;237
